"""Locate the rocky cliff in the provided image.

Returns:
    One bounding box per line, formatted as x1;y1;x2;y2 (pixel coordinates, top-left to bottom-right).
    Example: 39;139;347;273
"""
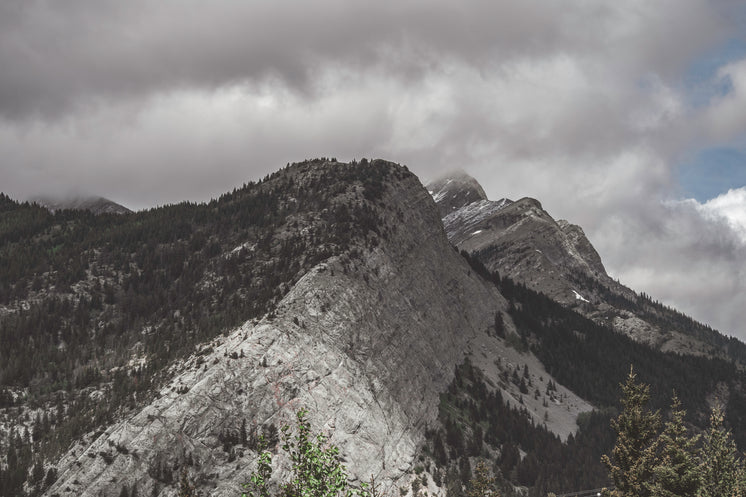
43;161;559;497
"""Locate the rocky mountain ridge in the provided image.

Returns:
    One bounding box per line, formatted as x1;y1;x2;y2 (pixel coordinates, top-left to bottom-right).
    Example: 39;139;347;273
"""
1;160;746;497
10;160;588;497
427;172;745;360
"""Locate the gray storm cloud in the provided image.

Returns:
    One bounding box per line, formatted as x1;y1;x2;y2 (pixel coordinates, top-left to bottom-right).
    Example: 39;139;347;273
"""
1;0;746;338
0;0;729;118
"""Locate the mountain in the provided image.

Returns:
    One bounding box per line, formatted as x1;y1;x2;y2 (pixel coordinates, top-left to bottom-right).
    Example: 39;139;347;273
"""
33;195;132;215
428;171;489;218
1;161;745;497
36;159;514;497
427;172;746;360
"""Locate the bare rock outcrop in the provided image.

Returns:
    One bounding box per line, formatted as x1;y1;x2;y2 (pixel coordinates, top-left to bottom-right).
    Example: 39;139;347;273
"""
45;163;504;497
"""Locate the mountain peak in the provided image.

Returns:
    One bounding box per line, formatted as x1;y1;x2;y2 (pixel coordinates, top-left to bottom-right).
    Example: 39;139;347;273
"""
426;171;488;217
33;195;132;215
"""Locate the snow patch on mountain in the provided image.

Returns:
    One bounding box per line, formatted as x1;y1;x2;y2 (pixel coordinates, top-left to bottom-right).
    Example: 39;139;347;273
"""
442;199;511;239
430;178;454;204
572;290;589;303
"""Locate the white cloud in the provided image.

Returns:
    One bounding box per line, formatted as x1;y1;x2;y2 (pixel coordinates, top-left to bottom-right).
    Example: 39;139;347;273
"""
592;193;746;338
698;187;746;242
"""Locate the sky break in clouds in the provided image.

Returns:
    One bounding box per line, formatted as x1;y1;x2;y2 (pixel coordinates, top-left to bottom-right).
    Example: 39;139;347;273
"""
1;0;746;339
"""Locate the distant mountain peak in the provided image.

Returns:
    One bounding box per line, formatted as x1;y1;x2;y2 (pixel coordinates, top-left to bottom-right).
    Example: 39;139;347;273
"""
33;195;132;215
427;171;746;363
426;171;489;217
430;173;615;307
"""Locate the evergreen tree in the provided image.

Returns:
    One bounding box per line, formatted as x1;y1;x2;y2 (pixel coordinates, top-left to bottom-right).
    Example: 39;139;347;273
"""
699;406;742;497
178;469;196;497
459;456;472;485
30;457;45;486
602;367;660;497
467;461;499;497
433;432;448;466
43;467;57;488
648;394;699;497
494;312;505;338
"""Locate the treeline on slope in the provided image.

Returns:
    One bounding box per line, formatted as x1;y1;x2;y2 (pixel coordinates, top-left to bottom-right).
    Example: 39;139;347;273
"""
567;269;746;365
459;251;746;445
0;158;409;497
422;358;613;496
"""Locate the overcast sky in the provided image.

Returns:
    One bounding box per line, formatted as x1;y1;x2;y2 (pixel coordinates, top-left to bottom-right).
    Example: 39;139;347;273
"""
2;0;746;339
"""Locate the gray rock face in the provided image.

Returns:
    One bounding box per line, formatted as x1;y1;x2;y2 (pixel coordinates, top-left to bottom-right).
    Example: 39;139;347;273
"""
438;190;615;308
427;172;728;355
44;166;504;497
